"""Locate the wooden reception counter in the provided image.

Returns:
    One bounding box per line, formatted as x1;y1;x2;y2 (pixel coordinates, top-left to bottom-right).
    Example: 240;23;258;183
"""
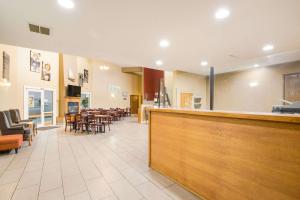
148;108;300;200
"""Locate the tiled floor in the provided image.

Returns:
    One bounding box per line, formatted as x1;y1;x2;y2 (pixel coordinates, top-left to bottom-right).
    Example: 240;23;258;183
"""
0;117;201;200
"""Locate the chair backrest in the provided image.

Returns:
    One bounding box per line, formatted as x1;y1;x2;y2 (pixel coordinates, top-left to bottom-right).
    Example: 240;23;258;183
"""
15;109;22;121
4;111;13;126
75;114;81;122
0;111;11;130
65;114;72;122
9;109;19;123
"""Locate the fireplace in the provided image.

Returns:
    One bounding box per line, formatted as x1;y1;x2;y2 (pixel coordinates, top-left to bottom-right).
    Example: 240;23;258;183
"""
68;102;79;114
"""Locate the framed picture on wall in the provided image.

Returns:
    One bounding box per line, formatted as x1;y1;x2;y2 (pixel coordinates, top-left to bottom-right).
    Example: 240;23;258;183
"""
2;51;10;81
41;63;51;81
30;50;41;72
122;91;128;100
78;73;84;86
84;69;88;83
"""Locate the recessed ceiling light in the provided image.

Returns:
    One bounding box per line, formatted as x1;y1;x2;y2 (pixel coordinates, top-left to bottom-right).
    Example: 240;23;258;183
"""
159;40;170;48
215;8;230;19
262;44;274;51
254;64;260;68
201;61;208;66
57;0;74;9
156;60;163;66
249;81;259;87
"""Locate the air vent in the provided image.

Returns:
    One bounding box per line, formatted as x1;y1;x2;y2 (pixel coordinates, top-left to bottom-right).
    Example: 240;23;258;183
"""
29;23;40;33
28;23;50;36
40;26;50;35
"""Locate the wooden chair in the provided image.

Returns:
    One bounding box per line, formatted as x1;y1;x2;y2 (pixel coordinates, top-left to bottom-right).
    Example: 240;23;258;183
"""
87;115;103;133
64;114;74;132
74;114;83;133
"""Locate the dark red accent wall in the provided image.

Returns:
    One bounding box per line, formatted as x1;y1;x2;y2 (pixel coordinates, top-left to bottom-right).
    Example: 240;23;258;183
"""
144;67;164;101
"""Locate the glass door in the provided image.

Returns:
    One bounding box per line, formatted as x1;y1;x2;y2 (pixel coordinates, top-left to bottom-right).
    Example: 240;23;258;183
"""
44;90;54;125
27;89;43;125
24;87;56;126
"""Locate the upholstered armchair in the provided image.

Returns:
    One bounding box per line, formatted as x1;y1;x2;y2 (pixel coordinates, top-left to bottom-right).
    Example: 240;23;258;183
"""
0;112;32;145
9;109;37;135
4;111;27;128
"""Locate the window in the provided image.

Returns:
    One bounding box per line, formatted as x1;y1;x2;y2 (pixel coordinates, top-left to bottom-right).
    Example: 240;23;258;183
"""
81;92;92;109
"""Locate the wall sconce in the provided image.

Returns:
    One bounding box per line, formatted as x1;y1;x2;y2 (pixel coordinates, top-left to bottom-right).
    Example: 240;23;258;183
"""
249;81;259;87
0;79;11;86
99;65;110;70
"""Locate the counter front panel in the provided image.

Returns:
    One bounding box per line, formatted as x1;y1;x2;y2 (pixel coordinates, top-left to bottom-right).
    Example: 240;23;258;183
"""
149;109;300;200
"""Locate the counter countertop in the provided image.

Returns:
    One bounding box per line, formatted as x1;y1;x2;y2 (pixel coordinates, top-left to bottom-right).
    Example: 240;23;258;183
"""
149;108;300;124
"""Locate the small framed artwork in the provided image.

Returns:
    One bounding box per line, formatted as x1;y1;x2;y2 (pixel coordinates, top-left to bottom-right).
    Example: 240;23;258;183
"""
78;73;84;86
122;91;128;100
84;69;88;83
2;51;10;80
30;50;41;72
41;63;51;81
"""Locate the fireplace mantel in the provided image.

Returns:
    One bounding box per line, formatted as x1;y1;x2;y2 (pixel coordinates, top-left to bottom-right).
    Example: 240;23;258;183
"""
64;96;80;114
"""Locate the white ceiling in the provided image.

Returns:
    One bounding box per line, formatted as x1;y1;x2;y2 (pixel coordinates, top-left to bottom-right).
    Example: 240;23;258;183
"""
1;0;300;75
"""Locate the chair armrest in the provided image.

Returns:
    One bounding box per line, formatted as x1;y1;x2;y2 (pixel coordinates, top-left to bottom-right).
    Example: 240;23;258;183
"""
1;129;23;135
11;124;25;129
7;126;24;131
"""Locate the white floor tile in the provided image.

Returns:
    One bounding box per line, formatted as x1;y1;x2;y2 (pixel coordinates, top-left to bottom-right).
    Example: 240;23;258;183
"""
143;170;174;188
121;167;148;186
17;170;42;189
163;184;200;200
0;169;23;185
40;170;62;192
109;179;143;200
38;187;64;200
12;184;39;200
0;182;17;200
136;181;173;200
86;177;113;200
63;174;87;196
65;191;91;200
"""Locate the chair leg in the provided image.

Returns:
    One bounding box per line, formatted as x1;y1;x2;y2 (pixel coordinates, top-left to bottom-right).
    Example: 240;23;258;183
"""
15;148;18;154
29;135;32;146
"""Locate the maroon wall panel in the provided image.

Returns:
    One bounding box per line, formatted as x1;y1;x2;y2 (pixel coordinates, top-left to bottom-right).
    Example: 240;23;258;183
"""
143;67;164;100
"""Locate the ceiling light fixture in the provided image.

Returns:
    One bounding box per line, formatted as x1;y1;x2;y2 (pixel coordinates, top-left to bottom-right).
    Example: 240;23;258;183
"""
201;61;208;66
215;8;230;19
159;40;170;48
57;0;75;9
262;44;274;51
156;60;163;66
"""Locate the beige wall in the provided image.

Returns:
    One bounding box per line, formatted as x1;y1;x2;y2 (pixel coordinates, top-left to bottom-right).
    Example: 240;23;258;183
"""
63;54;92;92
90;60;140;108
166;71;207;109
62;55;141;109
213;61;300;112
0;43;59;117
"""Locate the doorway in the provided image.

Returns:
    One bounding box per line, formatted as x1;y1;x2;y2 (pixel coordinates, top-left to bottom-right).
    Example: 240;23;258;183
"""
130;95;140;114
24;86;56;126
180;92;193;108
284;73;300;102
